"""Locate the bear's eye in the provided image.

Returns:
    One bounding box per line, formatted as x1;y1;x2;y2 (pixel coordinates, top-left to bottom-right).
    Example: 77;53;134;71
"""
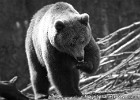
80;38;85;44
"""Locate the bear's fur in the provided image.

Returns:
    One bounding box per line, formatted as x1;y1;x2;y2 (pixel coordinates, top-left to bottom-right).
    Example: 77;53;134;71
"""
25;2;100;99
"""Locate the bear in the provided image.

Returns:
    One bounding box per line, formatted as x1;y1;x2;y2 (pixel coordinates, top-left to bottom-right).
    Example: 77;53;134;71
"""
25;2;100;99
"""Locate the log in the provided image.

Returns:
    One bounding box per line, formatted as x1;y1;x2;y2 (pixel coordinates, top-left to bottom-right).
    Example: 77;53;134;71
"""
101;27;140;56
98;21;140;49
0;76;29;100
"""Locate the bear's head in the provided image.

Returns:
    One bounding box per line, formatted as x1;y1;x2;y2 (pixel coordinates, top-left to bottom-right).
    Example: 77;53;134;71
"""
48;13;91;62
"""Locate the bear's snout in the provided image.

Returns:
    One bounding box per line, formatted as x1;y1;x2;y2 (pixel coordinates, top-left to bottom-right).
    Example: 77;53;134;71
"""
76;56;84;62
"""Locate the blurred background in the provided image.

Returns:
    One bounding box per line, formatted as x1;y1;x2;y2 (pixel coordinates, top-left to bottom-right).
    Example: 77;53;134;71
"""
0;0;140;90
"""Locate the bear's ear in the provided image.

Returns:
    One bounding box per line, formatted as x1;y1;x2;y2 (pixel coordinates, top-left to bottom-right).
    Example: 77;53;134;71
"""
80;13;89;26
55;21;65;32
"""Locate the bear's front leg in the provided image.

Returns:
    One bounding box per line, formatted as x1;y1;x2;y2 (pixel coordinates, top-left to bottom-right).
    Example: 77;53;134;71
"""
25;38;50;99
48;68;82;97
76;61;94;73
76;37;100;74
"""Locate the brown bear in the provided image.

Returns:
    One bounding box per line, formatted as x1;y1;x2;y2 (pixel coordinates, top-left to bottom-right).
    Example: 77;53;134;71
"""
25;2;100;99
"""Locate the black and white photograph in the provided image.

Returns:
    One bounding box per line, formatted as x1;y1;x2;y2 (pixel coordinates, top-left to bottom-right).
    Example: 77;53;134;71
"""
0;0;140;100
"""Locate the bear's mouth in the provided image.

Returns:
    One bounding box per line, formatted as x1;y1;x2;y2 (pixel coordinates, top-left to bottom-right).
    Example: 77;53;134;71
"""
76;56;84;63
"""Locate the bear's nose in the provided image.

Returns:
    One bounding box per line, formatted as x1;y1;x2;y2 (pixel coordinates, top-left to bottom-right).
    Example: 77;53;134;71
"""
77;57;84;62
